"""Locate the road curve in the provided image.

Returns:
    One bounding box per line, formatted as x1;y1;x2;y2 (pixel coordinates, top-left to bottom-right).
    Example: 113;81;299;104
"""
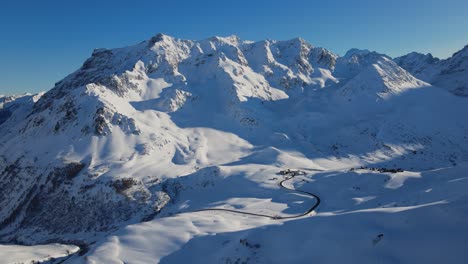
193;173;321;220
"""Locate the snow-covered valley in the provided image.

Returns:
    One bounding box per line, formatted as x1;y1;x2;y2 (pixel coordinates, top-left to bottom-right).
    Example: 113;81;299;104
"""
1;34;468;263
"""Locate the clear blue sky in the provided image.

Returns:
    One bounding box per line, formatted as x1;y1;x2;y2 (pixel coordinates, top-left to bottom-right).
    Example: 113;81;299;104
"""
1;0;467;95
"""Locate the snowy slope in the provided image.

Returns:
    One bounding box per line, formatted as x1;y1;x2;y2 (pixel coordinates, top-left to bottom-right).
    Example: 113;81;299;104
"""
0;243;79;263
336;55;429;103
0;93;44;126
396;45;468;96
1;34;468;263
393;52;440;81
72;163;468;264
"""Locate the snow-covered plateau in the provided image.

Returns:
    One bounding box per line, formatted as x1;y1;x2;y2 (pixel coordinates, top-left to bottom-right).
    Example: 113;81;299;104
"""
1;34;468;263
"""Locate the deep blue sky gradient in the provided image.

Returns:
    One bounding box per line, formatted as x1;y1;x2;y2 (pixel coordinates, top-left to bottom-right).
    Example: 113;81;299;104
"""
1;0;467;94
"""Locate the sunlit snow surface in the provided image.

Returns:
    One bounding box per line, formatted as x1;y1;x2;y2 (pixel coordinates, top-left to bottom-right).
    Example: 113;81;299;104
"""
0;243;79;263
1;35;468;263
73;163;468;264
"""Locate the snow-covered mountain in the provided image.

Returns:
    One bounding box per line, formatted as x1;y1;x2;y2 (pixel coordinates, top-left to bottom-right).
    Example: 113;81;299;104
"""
395;45;468;96
1;34;468;264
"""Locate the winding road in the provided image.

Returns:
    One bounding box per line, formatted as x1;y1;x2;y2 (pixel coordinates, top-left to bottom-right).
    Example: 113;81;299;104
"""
58;172;321;261
193;172;321;220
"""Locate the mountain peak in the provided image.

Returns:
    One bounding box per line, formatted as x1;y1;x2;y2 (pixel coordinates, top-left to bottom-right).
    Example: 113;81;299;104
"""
394;43;468;96
208;35;241;45
289;37;306;43
344;48;372;58
278;37;311;48
451;44;468;59
394;52;439;63
148;33;175;46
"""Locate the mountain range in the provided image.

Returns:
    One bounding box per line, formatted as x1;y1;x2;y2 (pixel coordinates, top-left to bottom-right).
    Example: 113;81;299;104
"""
1;34;468;264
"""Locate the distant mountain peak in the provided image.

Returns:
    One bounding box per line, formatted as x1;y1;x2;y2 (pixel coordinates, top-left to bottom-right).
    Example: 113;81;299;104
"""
344;48;372;58
209;35;241;44
451;44;468;58
395;44;468;96
148;32;173;44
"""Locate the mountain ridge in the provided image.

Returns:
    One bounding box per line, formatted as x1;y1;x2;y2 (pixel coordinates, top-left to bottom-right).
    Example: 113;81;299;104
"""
395;45;468;96
1;35;468;263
